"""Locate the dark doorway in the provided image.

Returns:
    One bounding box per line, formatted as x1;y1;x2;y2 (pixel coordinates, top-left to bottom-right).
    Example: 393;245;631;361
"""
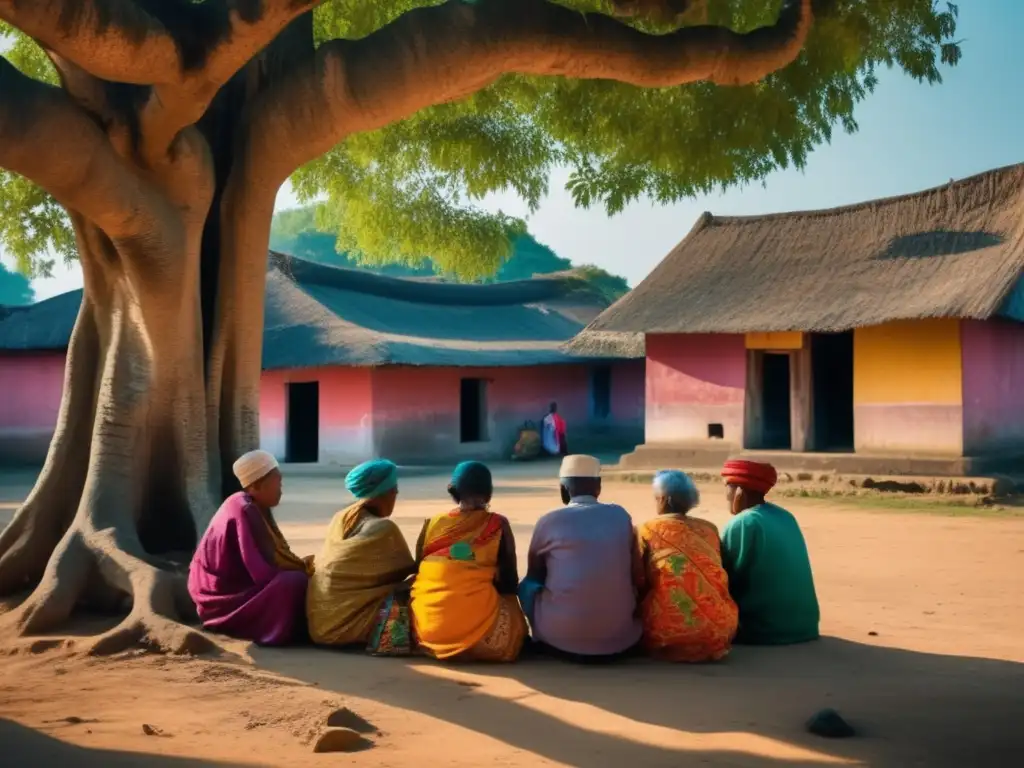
590;365;612;419
460;378;488;443
811;331;855;451
286;381;319;463
761;353;792;449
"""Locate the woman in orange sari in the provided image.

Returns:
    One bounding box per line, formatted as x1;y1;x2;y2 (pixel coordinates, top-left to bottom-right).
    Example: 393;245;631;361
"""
636;470;738;662
410;461;527;662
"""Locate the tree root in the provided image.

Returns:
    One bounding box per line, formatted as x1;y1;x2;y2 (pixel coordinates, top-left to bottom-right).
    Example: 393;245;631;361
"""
0;303;100;595
88;611;221;657
0;523;232;659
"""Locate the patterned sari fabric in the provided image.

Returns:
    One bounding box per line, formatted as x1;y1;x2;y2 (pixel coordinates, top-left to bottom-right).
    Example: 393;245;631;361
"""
366;588;414;656
307;501;416;647
411;509;527;662
636;514;739;662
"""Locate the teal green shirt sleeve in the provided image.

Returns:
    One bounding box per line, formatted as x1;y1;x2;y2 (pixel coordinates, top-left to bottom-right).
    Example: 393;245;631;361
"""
721;513;761;596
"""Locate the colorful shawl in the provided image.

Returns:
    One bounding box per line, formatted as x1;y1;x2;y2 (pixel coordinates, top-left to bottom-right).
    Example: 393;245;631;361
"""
636;514;738;662
410;508;505;659
307;501;415;646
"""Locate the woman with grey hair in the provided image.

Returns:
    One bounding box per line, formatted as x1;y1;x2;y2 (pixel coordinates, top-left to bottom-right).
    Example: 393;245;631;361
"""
635;470;738;662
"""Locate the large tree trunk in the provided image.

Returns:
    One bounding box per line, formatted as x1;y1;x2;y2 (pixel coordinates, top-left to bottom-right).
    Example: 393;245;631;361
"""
0;19;315;655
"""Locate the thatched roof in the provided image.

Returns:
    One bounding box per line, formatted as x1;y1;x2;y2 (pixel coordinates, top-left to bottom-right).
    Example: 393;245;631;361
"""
562;329;646;358
0;252;628;368
584;163;1024;336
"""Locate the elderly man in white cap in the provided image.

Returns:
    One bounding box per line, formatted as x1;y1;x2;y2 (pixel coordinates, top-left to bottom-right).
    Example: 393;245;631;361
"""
188;450;311;645
518;454;642;662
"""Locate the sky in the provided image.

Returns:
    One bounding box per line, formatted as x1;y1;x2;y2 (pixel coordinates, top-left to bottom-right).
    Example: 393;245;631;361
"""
16;0;1024;299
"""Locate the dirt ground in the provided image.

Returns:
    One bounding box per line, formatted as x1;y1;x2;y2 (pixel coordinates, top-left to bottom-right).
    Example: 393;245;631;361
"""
1;464;1023;767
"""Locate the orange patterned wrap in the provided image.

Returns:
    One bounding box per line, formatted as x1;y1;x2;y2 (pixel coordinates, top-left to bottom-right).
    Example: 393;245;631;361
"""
636;515;738;662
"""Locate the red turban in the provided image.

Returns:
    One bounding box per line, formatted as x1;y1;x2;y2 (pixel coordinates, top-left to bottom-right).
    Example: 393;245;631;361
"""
722;460;778;495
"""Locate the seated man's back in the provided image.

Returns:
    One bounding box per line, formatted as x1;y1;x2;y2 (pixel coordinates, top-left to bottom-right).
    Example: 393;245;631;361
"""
529;498;642;656
720;460;819;645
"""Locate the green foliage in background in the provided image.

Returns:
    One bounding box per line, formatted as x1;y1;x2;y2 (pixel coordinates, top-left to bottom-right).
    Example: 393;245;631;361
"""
0;262;34;305
2;1;961;279
271;205;632;300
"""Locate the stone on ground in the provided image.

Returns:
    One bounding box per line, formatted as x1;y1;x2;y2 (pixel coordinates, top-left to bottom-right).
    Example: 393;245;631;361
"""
806;708;856;738
312;727;370;753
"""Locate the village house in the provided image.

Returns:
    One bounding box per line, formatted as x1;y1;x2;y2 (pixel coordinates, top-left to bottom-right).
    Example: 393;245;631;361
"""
0;253;644;466
571;163;1024;476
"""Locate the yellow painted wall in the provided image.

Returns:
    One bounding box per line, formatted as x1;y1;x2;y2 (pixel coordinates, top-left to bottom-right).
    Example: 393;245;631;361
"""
746;331;804;350
854;319;962;405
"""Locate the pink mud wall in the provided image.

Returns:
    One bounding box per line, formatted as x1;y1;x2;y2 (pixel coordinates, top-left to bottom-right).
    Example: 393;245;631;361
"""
961;319;1024;456
370;361;645;463
644;334;746;446
259;367;373;464
0;352;66;464
0;356;643;468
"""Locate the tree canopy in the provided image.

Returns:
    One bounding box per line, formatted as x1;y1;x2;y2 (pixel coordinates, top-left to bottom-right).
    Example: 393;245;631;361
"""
271;204;632;299
0;262;34;305
2;0;961;281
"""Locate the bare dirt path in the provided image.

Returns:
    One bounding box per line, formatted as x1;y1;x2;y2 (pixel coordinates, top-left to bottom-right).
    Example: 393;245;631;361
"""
2;466;1022;767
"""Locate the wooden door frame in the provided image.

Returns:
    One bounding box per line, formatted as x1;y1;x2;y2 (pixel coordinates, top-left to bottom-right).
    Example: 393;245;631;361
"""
743;340;815;452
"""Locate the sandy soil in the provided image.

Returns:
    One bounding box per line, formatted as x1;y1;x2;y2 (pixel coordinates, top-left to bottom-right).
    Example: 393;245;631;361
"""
2;466;1023;767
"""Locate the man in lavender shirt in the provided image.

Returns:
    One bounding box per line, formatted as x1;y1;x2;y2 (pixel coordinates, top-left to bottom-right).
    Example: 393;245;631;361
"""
519;455;642;662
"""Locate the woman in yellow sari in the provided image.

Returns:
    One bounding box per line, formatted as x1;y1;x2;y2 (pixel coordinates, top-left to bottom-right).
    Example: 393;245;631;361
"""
636;470;738;662
307;459;417;655
410;461;527;662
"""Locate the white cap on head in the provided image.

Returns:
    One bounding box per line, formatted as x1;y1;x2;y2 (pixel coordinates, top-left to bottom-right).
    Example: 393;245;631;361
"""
232;450;279;488
559;454;601;479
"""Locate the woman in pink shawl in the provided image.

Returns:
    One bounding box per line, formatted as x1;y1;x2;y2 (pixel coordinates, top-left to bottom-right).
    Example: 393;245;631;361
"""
188;450;311;645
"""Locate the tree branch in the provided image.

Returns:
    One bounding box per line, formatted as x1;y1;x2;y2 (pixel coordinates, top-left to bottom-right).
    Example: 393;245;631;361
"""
0;0;319;87
0;56;170;239
249;0;813;184
0;1;322;159
139;1;324;160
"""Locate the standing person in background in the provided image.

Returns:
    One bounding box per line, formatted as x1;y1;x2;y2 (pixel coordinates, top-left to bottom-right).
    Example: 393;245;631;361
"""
720;459;820;645
541;402;569;456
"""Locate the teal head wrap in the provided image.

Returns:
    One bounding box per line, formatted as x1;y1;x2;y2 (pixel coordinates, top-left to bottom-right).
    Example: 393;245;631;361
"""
345;459;398;499
449;461;492;497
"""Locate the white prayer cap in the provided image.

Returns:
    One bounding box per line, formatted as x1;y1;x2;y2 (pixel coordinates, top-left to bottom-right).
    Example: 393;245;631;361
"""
232;450;279;488
559;454;601;478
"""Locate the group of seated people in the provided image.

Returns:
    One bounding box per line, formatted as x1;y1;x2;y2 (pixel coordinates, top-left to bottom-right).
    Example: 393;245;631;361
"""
188;449;820;662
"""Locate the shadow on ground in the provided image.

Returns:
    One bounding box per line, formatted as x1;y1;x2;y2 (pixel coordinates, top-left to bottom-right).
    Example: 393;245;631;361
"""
0;718;247;767
253;636;1024;768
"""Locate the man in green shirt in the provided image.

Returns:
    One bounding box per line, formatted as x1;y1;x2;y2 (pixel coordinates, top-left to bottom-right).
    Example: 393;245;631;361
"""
720;459;820;645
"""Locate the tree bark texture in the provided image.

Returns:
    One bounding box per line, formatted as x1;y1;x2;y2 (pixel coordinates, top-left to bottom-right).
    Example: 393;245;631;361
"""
0;0;812;655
